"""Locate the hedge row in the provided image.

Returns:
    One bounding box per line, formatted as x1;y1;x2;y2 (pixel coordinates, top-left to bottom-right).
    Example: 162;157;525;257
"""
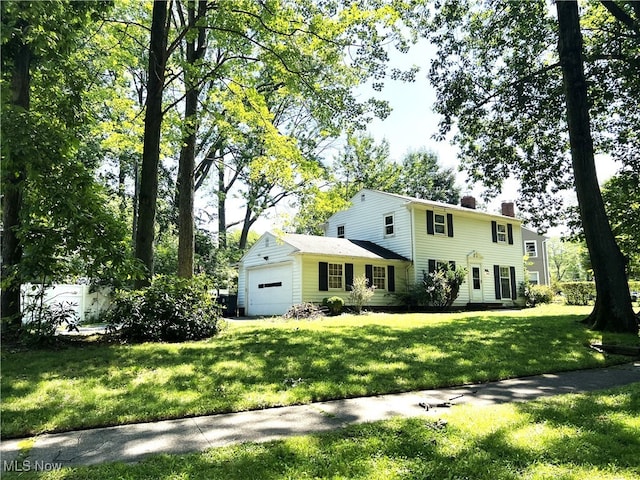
559;281;640;306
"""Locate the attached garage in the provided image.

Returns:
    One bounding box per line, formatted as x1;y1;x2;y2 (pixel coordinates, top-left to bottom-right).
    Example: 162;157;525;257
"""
246;263;293;316
237;232;411;317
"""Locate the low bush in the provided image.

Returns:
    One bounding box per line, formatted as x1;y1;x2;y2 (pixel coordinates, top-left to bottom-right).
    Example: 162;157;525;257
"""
521;283;555;307
349;275;375;314
322;296;344;316
406;265;467;311
104;275;222;343
559;282;595;306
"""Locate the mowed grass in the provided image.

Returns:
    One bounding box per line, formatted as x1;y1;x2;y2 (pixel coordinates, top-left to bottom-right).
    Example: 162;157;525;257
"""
2;305;638;438
7;384;640;480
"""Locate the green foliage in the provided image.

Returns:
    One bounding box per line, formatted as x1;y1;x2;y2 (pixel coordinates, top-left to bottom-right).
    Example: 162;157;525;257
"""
601;172;640;278
349;275;375;314
20;285;80;345
323;296;345;316
520;283;555;308
558;282;596;306
396;149;461;204
408;266;468;310
105;275;222;343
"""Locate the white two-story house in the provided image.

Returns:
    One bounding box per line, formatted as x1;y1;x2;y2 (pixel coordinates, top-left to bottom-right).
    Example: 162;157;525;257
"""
237;189;525;316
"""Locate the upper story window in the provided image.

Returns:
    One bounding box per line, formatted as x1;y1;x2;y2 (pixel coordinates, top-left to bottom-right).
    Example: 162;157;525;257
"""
434;213;446;235
328;263;343;289
337;225;345;238
427;210;454;237
384;214;395;236
525;240;538;257
491;220;514;245
497;223;507;243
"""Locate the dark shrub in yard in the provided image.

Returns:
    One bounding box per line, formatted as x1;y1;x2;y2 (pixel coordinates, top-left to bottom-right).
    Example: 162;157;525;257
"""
521;283;555;307
322;296;344;316
559;282;595;305
105;275;222;343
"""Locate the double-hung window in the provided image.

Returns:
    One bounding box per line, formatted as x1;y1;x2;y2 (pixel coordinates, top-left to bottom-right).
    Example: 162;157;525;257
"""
497;223;507;243
384;214;395;236
337;225;345;238
328;263;343;289
372;266;386;290
434;214;446;235
525;240;537;257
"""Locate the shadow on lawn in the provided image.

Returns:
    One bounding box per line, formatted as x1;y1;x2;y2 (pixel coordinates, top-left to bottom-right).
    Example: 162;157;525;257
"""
46;385;640;480
0;312;627;438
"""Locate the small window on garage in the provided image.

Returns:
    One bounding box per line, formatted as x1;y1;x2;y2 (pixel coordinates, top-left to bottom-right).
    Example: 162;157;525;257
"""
337;225;345;238
328;263;343;289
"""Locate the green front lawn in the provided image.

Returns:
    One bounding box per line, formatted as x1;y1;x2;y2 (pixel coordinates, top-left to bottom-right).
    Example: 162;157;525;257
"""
2;305;637;438
7;384;640;480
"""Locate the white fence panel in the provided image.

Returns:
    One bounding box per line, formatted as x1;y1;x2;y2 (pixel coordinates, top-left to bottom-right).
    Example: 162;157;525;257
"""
21;284;112;323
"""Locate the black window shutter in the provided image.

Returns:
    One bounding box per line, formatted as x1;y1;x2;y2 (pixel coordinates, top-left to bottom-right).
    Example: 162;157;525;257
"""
387;265;395;292
427;210;435;235
493;265;501;299
428;259;436;274
447;213;454;237
510;266;517;299
319;262;328;291
507;224;514;245
365;264;373;287
345;263;354;291
491;221;498;243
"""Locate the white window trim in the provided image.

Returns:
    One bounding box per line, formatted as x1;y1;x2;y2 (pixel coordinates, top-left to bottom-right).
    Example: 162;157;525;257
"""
529;271;540;285
328;263;343;290
525;240;538;258
373;265;386;290
499;266;511;298
497;223;507;243
384;213;395;237
434;213;446;235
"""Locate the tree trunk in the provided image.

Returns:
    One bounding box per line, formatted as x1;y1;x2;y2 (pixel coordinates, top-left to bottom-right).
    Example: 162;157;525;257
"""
134;0;169;288
217;157;227;249
177;0;206;278
1;34;31;335
556;0;637;333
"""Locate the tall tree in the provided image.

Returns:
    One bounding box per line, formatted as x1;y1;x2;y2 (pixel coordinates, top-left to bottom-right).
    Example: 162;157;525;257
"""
135;0;170;287
396;149;460;204
2;1;139;335
557;0;635;332
426;0;638;332
176;0;207;278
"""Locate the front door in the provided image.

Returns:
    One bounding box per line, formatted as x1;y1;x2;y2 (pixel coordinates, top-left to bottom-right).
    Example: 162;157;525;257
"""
469;264;483;302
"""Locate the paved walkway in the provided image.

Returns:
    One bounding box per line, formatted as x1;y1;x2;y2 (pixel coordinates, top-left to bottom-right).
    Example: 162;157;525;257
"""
2;362;639;469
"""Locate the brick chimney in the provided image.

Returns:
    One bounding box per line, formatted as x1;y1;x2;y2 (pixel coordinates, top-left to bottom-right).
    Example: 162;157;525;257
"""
501;201;515;217
461;195;476;209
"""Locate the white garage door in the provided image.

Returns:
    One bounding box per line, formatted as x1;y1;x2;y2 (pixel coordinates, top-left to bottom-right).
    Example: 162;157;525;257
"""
247;264;293;316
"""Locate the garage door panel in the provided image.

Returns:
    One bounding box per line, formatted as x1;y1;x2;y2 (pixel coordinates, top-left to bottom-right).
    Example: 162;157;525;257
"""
248;265;293;316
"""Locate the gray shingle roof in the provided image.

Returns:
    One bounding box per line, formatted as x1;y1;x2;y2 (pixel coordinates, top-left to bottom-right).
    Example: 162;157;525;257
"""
282;233;409;261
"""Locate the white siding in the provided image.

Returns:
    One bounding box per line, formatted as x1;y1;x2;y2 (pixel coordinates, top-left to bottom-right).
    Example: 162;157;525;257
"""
325;190;414;260
411;206;524;306
237;232;298;313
